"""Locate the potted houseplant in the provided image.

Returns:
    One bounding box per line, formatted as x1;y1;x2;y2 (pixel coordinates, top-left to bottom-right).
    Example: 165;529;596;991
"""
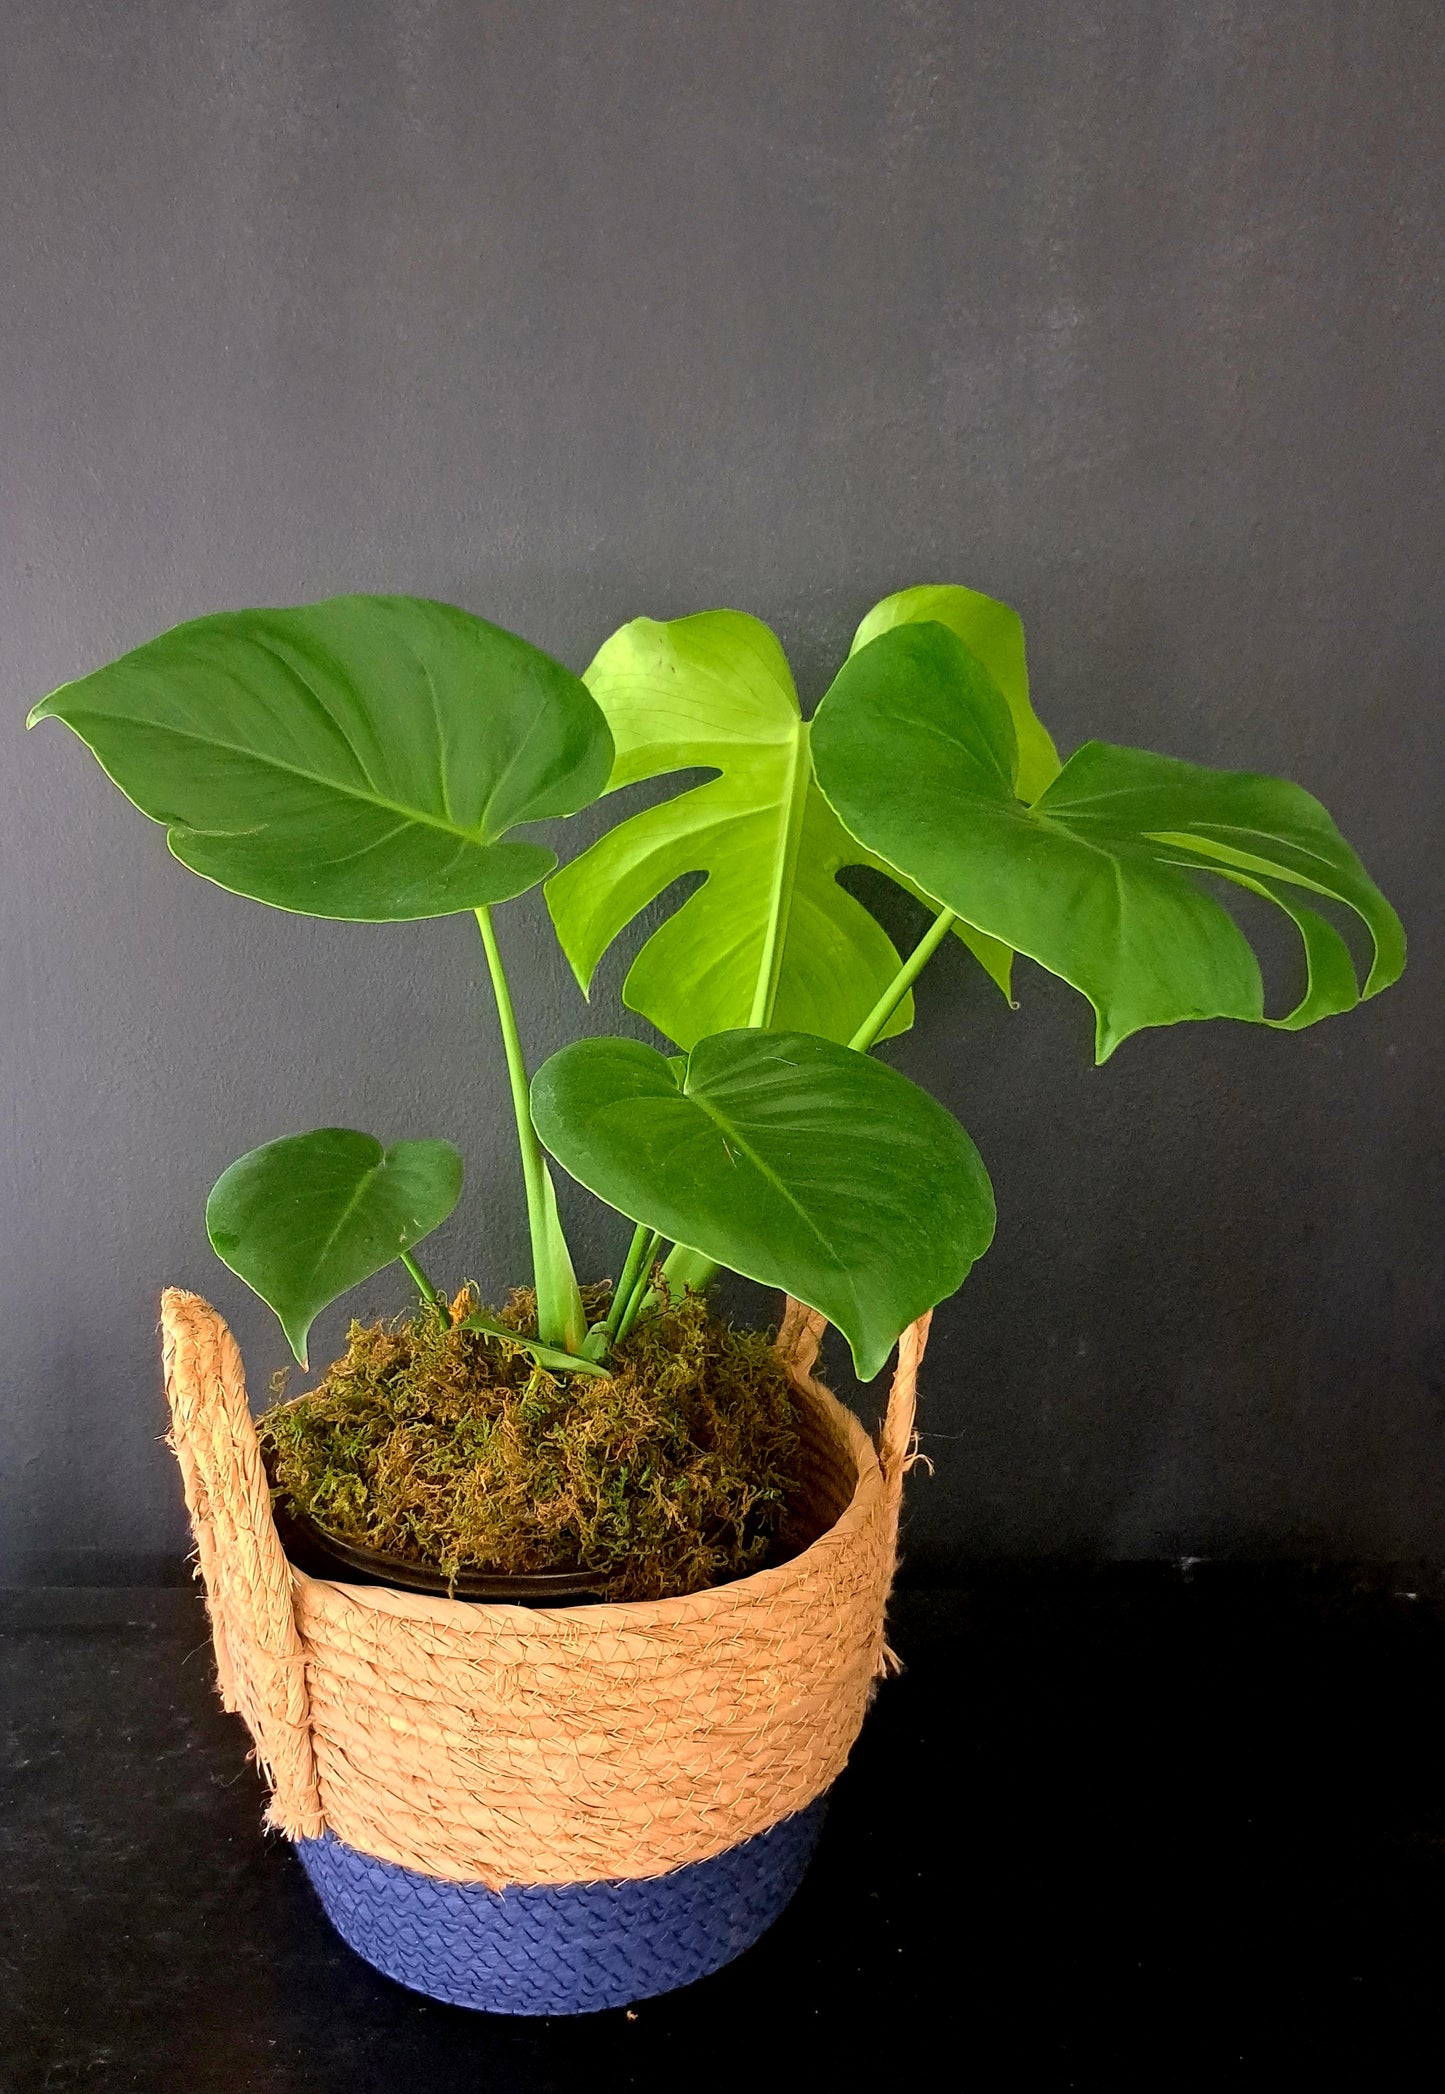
28;582;1403;2013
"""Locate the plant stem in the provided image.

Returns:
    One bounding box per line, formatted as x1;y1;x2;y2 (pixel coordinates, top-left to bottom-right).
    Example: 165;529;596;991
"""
659;1242;719;1296
602;1221;654;1343
848;906;958;1052
398;1248;449;1324
474;904;545;1231
474;905;585;1351
399;1247;443;1303
630;1240;720;1324
614;1232;663;1345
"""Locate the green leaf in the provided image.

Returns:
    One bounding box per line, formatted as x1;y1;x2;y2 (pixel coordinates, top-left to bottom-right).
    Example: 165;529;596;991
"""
458;1311;612;1379
28;595;613;919
846;580;1065;1002
537;1157;588;1356
544;611;919;1049
851;582;1061;802
530;1029;996;1381
205;1128;463;1365
812;620;1405;1061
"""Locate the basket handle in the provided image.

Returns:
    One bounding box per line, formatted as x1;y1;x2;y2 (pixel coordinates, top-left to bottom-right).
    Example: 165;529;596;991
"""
777;1296;932;1492
160;1289;325;1840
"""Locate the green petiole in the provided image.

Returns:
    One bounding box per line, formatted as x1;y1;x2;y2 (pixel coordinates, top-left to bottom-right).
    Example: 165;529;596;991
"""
613;1231;663;1345
399;1248;450;1326
600;1221;655;1347
474;905;587;1354
848;906;959;1053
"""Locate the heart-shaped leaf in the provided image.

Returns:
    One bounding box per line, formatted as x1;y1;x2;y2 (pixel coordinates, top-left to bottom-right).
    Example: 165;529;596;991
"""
812;620;1405;1060
850;582;1062;802
530;1029;995;1380
545;610;924;1049
28;595;612;919
206;1128;464;1365
842;583;1062;1000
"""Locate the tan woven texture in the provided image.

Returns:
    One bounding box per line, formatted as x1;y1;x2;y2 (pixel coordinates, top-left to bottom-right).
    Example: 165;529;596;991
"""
160;1286;928;1890
161;1293;325;1839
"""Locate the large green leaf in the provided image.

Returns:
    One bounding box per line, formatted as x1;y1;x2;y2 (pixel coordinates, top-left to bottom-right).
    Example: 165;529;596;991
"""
530;1029;996;1380
205;1127;463;1365
812;620;1405;1060
544;610;920;1050
844;583;1057;1003
28;595;613;919
851;582;1062;802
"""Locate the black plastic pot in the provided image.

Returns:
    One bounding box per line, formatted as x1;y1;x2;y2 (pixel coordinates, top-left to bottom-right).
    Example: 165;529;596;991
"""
267;1489;611;1605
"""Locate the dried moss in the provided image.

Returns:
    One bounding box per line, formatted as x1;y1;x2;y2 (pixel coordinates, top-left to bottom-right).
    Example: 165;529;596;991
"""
257;1282;800;1603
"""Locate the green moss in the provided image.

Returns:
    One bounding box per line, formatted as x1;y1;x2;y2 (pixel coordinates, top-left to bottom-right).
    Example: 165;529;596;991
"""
257;1281;800;1602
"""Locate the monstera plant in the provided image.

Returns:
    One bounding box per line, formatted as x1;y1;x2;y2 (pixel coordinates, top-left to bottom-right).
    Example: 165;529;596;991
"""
29;582;1402;1392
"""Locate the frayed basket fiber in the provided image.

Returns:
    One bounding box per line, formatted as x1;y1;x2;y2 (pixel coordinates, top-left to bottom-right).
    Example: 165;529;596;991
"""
159;1288;928;2014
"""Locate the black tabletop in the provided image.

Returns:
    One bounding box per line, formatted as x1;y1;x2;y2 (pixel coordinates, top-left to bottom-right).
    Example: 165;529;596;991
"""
4;1568;1444;2091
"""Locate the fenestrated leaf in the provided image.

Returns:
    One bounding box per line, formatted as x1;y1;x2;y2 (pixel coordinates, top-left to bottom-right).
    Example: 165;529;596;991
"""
544;611;919;1049
812;620;1405;1061
27;595;613;919
530;1029;996;1381
205;1128;463;1365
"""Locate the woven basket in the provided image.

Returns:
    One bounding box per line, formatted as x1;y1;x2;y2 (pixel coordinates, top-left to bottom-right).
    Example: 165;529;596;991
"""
160;1287;928;2013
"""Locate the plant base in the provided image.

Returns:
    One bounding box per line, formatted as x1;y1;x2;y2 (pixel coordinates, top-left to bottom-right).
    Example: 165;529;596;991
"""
260;1284;802;1602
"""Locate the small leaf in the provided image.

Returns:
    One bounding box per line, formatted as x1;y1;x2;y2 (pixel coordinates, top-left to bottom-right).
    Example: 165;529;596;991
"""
205;1128;463;1365
536;1158;588;1356
458;1311;612;1379
28;595;613;919
812;621;1405;1060
531;1029;995;1380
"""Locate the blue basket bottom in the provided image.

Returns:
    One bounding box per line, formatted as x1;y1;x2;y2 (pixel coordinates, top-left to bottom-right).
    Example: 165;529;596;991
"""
295;1795;828;2016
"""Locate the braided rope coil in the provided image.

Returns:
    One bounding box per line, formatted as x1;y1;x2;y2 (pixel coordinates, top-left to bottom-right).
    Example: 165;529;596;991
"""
160;1287;928;1890
296;1800;829;2014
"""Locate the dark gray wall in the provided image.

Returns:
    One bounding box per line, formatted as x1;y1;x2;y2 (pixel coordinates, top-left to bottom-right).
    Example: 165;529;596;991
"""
3;1;1441;1580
